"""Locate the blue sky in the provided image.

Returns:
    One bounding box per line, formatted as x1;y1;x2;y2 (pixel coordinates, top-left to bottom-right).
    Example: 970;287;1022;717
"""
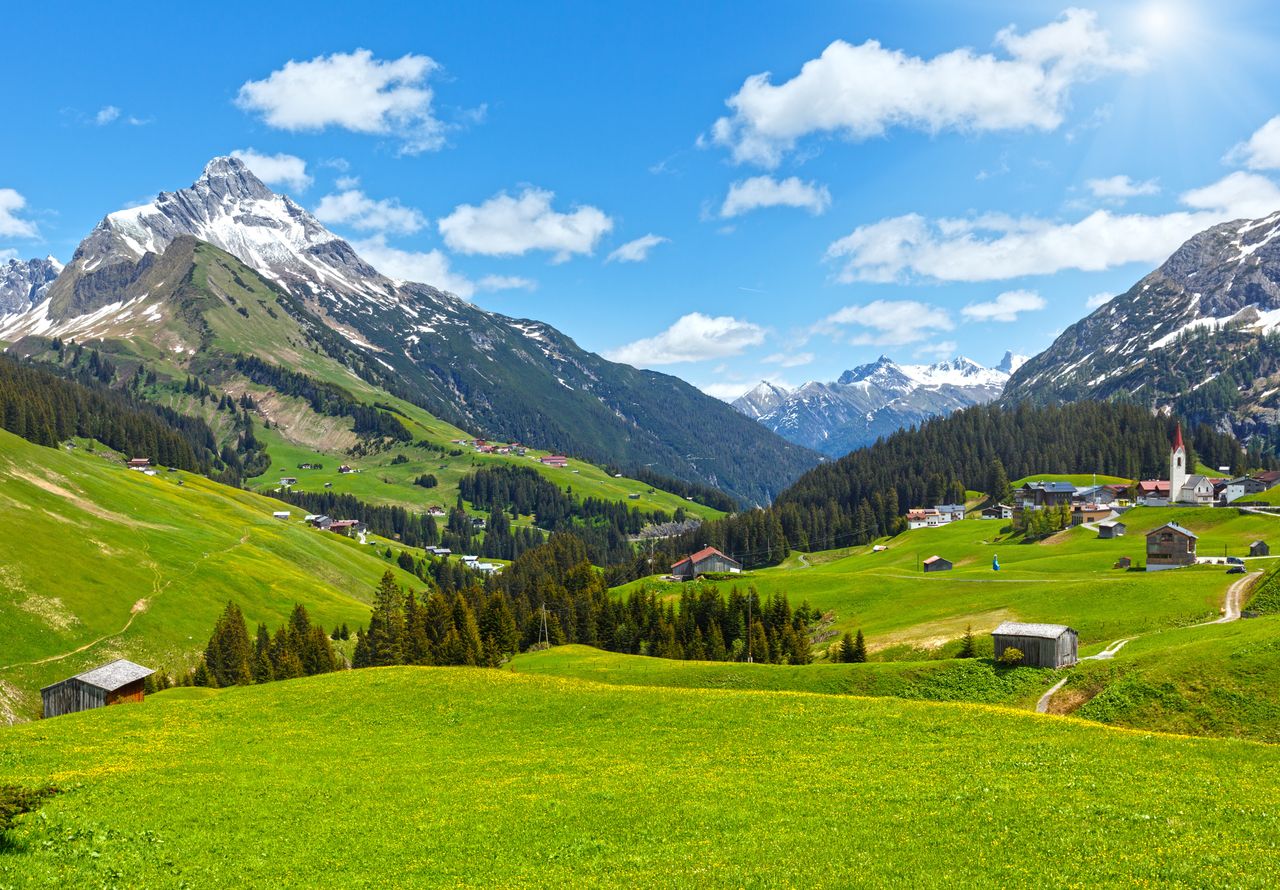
4;1;1280;398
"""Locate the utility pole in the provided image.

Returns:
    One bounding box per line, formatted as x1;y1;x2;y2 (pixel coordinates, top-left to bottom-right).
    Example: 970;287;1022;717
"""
745;586;753;664
538;603;549;649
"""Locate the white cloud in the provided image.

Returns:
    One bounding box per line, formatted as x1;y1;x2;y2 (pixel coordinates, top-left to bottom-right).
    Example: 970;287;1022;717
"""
710;9;1144;166
700;381;762;401
230;149;313;191
438;187;613;261
1226;116;1280;170
606;233;668;263
826;171;1280;283
720;175;831;217
350;235;534;300
763;351;814;367
1086;174;1159;199
95;105;120;125
961;289;1047;322
0;189;38;238
606;312;766;366
822;299;952;346
1086;292;1114;308
335;175;360;190
478;274;536;292
236;49;446;154
314;189;426;234
913;340;960;360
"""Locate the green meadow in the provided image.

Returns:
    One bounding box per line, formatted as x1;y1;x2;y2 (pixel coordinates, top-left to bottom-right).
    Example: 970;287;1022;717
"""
618;506;1280;650
0;429;417;719
2;667;1279;887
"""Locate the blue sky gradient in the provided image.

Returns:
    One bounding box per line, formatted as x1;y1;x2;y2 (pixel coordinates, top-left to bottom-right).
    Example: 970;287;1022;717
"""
3;1;1279;398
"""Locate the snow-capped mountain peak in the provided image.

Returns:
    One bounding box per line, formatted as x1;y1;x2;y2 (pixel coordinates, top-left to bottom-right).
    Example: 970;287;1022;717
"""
733;380;794;419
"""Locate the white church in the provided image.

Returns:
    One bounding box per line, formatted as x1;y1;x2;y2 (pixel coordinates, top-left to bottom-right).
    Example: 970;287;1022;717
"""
1167;425;1215;506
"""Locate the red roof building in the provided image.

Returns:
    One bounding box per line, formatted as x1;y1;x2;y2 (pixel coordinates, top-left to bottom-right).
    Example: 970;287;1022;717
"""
670;546;742;580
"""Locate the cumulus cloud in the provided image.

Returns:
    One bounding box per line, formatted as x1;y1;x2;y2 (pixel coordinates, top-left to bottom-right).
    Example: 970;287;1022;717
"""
95;105;120;125
0;189;38;238
606;312;766;366
1227;116;1280;170
763;351;814;367
710;9;1143;167
1086;292;1114;308
349;234;533;299
606;233;668;263
720;175;831;217
1086;174;1159;199
230;149;313;191
822;299;952;346
314;189;427;234
825;171;1280;283
236;49;446;154
438;187;613;261
961;289;1047;322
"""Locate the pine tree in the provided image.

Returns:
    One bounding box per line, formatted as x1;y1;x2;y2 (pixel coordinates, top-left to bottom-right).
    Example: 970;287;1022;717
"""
958;624;977;659
839;632;856;664
204;602;252;686
851;629;868;664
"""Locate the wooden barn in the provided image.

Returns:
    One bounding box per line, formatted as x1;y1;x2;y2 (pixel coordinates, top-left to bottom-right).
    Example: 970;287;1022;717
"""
670;546;742;580
922;555;952;573
1097;520;1126;539
992;622;1078;668
41;659;154;718
1146;522;1198;571
1251;540;1270;557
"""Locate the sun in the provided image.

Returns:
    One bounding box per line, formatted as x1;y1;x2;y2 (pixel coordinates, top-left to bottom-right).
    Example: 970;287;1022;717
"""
1133;1;1192;48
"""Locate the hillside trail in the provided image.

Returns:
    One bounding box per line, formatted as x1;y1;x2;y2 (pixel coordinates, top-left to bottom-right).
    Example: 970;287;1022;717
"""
0;530;255;673
1035;570;1258;714
797;554;811;568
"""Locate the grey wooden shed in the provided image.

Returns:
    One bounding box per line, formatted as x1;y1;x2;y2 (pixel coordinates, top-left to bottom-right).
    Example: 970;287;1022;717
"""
991;622;1078;668
41;659;154;718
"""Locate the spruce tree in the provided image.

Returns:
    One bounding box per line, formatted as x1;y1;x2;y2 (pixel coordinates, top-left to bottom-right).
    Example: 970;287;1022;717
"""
851;629;868;664
839;632;856;664
958;624;977;659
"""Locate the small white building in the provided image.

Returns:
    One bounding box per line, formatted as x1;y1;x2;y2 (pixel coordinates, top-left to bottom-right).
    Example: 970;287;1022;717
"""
272;511;291;521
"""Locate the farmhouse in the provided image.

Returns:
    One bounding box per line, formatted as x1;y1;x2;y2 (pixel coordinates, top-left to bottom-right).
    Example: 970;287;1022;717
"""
338;464;355;474
1097;520;1126;539
1251;540;1270;557
1071;504;1113;526
328;520;362;536
1136;480;1171;506
308;515;333;530
981;504;1013;520
540;455;569;468
127;457;151;470
298;462;322;470
1225;477;1268;503
279;476;298;486
272;511;291;521
1256;469;1280;489
1146;522;1197;571
671;546;742;580
991;622;1078;668
922;555;952;573
41;659;154;718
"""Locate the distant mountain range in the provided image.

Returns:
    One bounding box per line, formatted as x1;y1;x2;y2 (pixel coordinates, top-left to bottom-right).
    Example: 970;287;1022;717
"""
1001;209;1280;445
733;353;1026;456
0;157;816;504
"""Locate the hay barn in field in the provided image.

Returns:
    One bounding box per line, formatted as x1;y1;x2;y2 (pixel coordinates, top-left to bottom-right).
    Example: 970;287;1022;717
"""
41;659;155;718
992;622;1078;669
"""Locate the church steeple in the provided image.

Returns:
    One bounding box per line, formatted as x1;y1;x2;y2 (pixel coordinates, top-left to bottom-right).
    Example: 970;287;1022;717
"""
1170;423;1187;503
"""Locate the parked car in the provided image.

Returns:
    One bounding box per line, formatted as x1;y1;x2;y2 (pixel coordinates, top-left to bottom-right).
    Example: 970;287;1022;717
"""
1226;556;1244;566
1227;566;1246;574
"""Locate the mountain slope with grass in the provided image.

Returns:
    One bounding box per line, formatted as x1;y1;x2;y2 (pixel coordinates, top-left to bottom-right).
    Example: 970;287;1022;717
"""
0;427;420;721
2;667;1279;887
0;157;816;503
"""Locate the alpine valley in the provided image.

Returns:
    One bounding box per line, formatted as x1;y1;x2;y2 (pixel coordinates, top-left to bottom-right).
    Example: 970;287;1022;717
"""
733;353;1026;456
0;157;816;505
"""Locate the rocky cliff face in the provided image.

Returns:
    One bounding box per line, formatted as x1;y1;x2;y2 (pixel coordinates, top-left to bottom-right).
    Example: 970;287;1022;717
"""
0;256;61;315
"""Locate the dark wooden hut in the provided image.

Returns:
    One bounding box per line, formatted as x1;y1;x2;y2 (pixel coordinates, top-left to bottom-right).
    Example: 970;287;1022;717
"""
41;659;154;719
1250;540;1270;557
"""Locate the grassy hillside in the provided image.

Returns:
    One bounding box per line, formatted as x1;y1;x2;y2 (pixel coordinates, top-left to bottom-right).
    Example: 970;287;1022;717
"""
624;506;1279;651
1012;472;1132;487
509;645;1054;706
0;428;419;720
1;668;1279;886
1048;614;1280;742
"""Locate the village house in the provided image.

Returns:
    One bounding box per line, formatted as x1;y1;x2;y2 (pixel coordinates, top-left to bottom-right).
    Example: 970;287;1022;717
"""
906;509;936;529
1136;480;1171;506
1224;477;1268;503
936;504;966;523
1097;520;1126;539
992;622;1078;668
272;511;291;521
540;455;569;468
670;546;742;580
981;503;1013;520
308;515;333;530
1015;481;1076;511
41;659;154;718
1073;484;1119;506
1071;503;1114;526
127;457;151;470
328;520;362;537
279;476;298;486
1146;522;1198;571
429;547;452;557
338;464;355;474
922;555;952;573
298;462;322;470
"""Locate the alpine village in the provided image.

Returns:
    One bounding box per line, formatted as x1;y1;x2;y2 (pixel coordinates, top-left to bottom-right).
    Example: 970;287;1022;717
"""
5;4;1280;887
